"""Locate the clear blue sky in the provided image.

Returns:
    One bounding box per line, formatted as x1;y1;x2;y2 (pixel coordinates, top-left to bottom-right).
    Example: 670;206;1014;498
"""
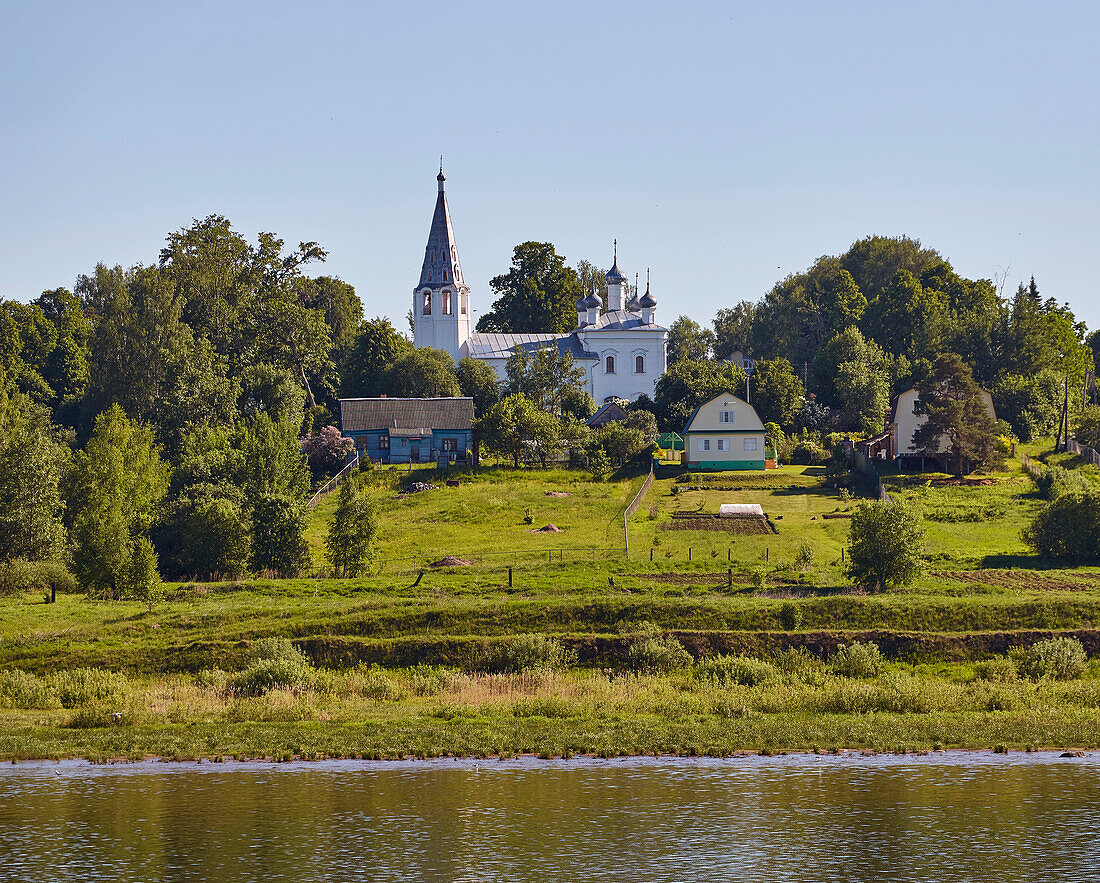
3;0;1098;333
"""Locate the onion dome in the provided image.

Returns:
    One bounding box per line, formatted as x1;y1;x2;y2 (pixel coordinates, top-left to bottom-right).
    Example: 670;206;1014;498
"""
575;293;588;311
605;259;627;284
639;282;657;308
582;290;602;310
625;292;641;311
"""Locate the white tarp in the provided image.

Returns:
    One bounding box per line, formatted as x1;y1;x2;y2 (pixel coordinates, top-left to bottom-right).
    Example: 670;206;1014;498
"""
719;503;764;516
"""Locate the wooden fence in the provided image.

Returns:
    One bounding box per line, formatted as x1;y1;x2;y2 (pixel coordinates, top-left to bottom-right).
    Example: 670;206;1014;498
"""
307;453;360;508
1020;453;1042;479
376;546;624;574
849;449;891;503
1065;439;1100;467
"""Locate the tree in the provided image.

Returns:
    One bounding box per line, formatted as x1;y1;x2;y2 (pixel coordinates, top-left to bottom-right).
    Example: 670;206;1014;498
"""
249;494;310;576
298;275;363;353
239;363;306;425
384;347;461;398
991;370;1064;441
154;489;250;580
300;425;354;479
652;359;746;431
504;345;589;417
126;537;163;610
846;501;925;591
233;410;311;500
67;405;170;596
1077;405;1100;449
326;475;377;577
340;318;413;398
475;393;560;467
748;358;804;428
913;354;999;475
712;302;755;361
476;242;584;333
456;357;501;419
590;422;646;466
666;316;715;366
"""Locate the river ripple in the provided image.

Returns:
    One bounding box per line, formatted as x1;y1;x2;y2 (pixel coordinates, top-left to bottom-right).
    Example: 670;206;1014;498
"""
1;753;1098;882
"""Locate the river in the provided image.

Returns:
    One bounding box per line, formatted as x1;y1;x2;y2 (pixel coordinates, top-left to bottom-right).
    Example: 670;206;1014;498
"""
1;752;1098;881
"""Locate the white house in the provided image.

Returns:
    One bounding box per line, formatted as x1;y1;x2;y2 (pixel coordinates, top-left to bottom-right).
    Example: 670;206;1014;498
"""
682;391;767;471
883;387;997;470
412;171;668;404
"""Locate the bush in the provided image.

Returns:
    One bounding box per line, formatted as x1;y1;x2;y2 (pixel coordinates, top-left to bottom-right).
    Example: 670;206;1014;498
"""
831;641;883;678
973;656;1018;683
775;647;826;680
0;670;54;708
156;493;250;580
846;500;925;591
696;655;778;687
1035;465;1089;501
232;638;314;694
249;495;310;576
1024;492;1100;563
627;634;692;673
482;634;573;673
1011;637;1087;681
46;668;128;708
405;665;460;697
124;537;163;610
778;601;803;630
357;668;407;701
793;543;815;573
0;559;77;597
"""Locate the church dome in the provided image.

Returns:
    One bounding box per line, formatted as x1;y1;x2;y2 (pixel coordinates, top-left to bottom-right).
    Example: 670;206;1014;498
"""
605;260;627;284
582;291;602;310
625;293;641;311
639;284;657;308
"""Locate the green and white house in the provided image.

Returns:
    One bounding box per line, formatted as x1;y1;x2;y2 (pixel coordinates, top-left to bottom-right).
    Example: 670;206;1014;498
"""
682;391;766;471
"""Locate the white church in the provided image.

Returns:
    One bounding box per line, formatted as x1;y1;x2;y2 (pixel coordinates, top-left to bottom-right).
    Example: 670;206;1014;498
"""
412;170;668;404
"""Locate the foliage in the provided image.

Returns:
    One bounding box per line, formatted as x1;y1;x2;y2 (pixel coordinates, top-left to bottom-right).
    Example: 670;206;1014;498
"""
325;476;377;577
339;317;412;398
666;316;715;365
1034;465;1089;501
482;634;574;673
249;494;310;576
749;357;805;428
626;633;692;673
0;559;77;597
154;489;250;580
504;346;589;418
477;242;584;334
913;354;999;475
590;422;647;465
232;638;314;694
653;358;746;431
1023;491;1100;562
456;357;501;419
1010;637;1087;681
125;537;163;610
67;405;169;597
384;347;461;398
846;501;925;591
830;641;884;678
1076;405;1100;450
233;411;311;500
696;655;778;686
712;302;755;361
475;393;561;467
991;370;1065;442
300;425;354;479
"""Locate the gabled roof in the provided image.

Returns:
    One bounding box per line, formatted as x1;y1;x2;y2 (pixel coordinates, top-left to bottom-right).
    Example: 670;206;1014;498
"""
417;173;467;291
587;401;629;427
465;332;597;361
682;391;765;434
340;397;474;433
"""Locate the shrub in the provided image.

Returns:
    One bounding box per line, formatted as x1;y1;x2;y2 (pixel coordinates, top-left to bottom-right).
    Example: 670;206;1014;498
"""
249;495;310;577
1035;465;1089;501
696;655;778;687
46;668;128;708
232;638;314;694
483;634;573;673
405;665;460;697
196;668;230;692
627;635;692;673
846;501;925;591
775;647;826;680
830;641;883;678
326;477;377;577
750;569;767;589
793;543;815;573
1023;492;1100;563
512;697;579;718
357;668;407;701
1011;637;1087;681
0;669;54;708
973;656;1018;683
522;507;535;525
124;537;163;610
0;559;77;597
778;602;803;630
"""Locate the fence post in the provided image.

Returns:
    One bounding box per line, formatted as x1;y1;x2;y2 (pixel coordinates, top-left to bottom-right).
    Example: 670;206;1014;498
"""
650;548;653;562
508;567;513;588
688;547;692;561
727;568;732;589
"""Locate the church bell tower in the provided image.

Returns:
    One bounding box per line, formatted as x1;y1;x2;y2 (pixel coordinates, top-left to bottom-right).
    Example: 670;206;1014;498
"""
412;165;471;360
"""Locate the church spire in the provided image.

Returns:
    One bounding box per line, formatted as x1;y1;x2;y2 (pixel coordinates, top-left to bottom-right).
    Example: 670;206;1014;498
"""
419;166;465;289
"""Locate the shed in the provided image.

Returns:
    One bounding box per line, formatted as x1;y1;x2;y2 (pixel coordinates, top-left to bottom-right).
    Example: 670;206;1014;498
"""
339;397;474;465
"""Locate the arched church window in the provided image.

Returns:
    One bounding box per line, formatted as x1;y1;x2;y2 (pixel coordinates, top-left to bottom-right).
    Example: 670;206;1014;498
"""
635;355;645;374
460;293;468;315
442;290;452;315
605;355;615;374
423;291;432;315
443;269;448;282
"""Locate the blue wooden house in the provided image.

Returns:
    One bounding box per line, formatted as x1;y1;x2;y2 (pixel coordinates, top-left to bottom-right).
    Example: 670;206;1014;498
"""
339;397;475;465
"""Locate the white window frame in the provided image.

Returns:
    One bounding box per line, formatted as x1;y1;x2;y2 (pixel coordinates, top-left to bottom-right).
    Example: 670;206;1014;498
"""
699;438;711;452
744;437;758;452
717;438;727;451
720;410;733;424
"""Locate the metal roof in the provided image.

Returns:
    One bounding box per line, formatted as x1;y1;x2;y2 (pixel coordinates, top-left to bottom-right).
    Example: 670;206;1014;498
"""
583;309;666;332
416;174;467;291
340;397;474;433
464;332;597;361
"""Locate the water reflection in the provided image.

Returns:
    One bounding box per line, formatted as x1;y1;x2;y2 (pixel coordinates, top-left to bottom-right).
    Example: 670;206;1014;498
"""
0;753;1098;882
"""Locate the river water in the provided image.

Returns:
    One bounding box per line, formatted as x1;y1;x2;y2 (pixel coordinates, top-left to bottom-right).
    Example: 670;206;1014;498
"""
1;752;1099;882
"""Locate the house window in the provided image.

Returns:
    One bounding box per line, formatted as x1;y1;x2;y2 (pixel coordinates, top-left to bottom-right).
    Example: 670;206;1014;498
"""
442;438;457;452
720;411;733;424
355;436;368;451
635;355;645;374
422;291;432;315
717;439;727;452
442;290;452;315
699;438;711;452
913;399;927;416
744;437;758;452
606;355;615;374
379;435;390;450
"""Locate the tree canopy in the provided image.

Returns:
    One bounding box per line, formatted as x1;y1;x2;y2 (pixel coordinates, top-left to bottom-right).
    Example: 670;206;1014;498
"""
476;242;584;334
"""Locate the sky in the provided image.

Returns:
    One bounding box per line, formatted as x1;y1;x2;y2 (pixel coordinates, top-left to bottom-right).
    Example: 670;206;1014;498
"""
2;0;1098;333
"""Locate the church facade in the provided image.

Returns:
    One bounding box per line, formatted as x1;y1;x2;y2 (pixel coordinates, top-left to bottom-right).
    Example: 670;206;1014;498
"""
412;171;668;403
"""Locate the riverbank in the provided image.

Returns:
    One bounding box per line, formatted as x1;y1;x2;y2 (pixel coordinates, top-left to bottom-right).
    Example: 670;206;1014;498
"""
3;663;1100;762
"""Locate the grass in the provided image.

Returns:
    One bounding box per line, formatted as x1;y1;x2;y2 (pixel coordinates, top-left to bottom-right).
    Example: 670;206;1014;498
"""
4;445;1100;759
